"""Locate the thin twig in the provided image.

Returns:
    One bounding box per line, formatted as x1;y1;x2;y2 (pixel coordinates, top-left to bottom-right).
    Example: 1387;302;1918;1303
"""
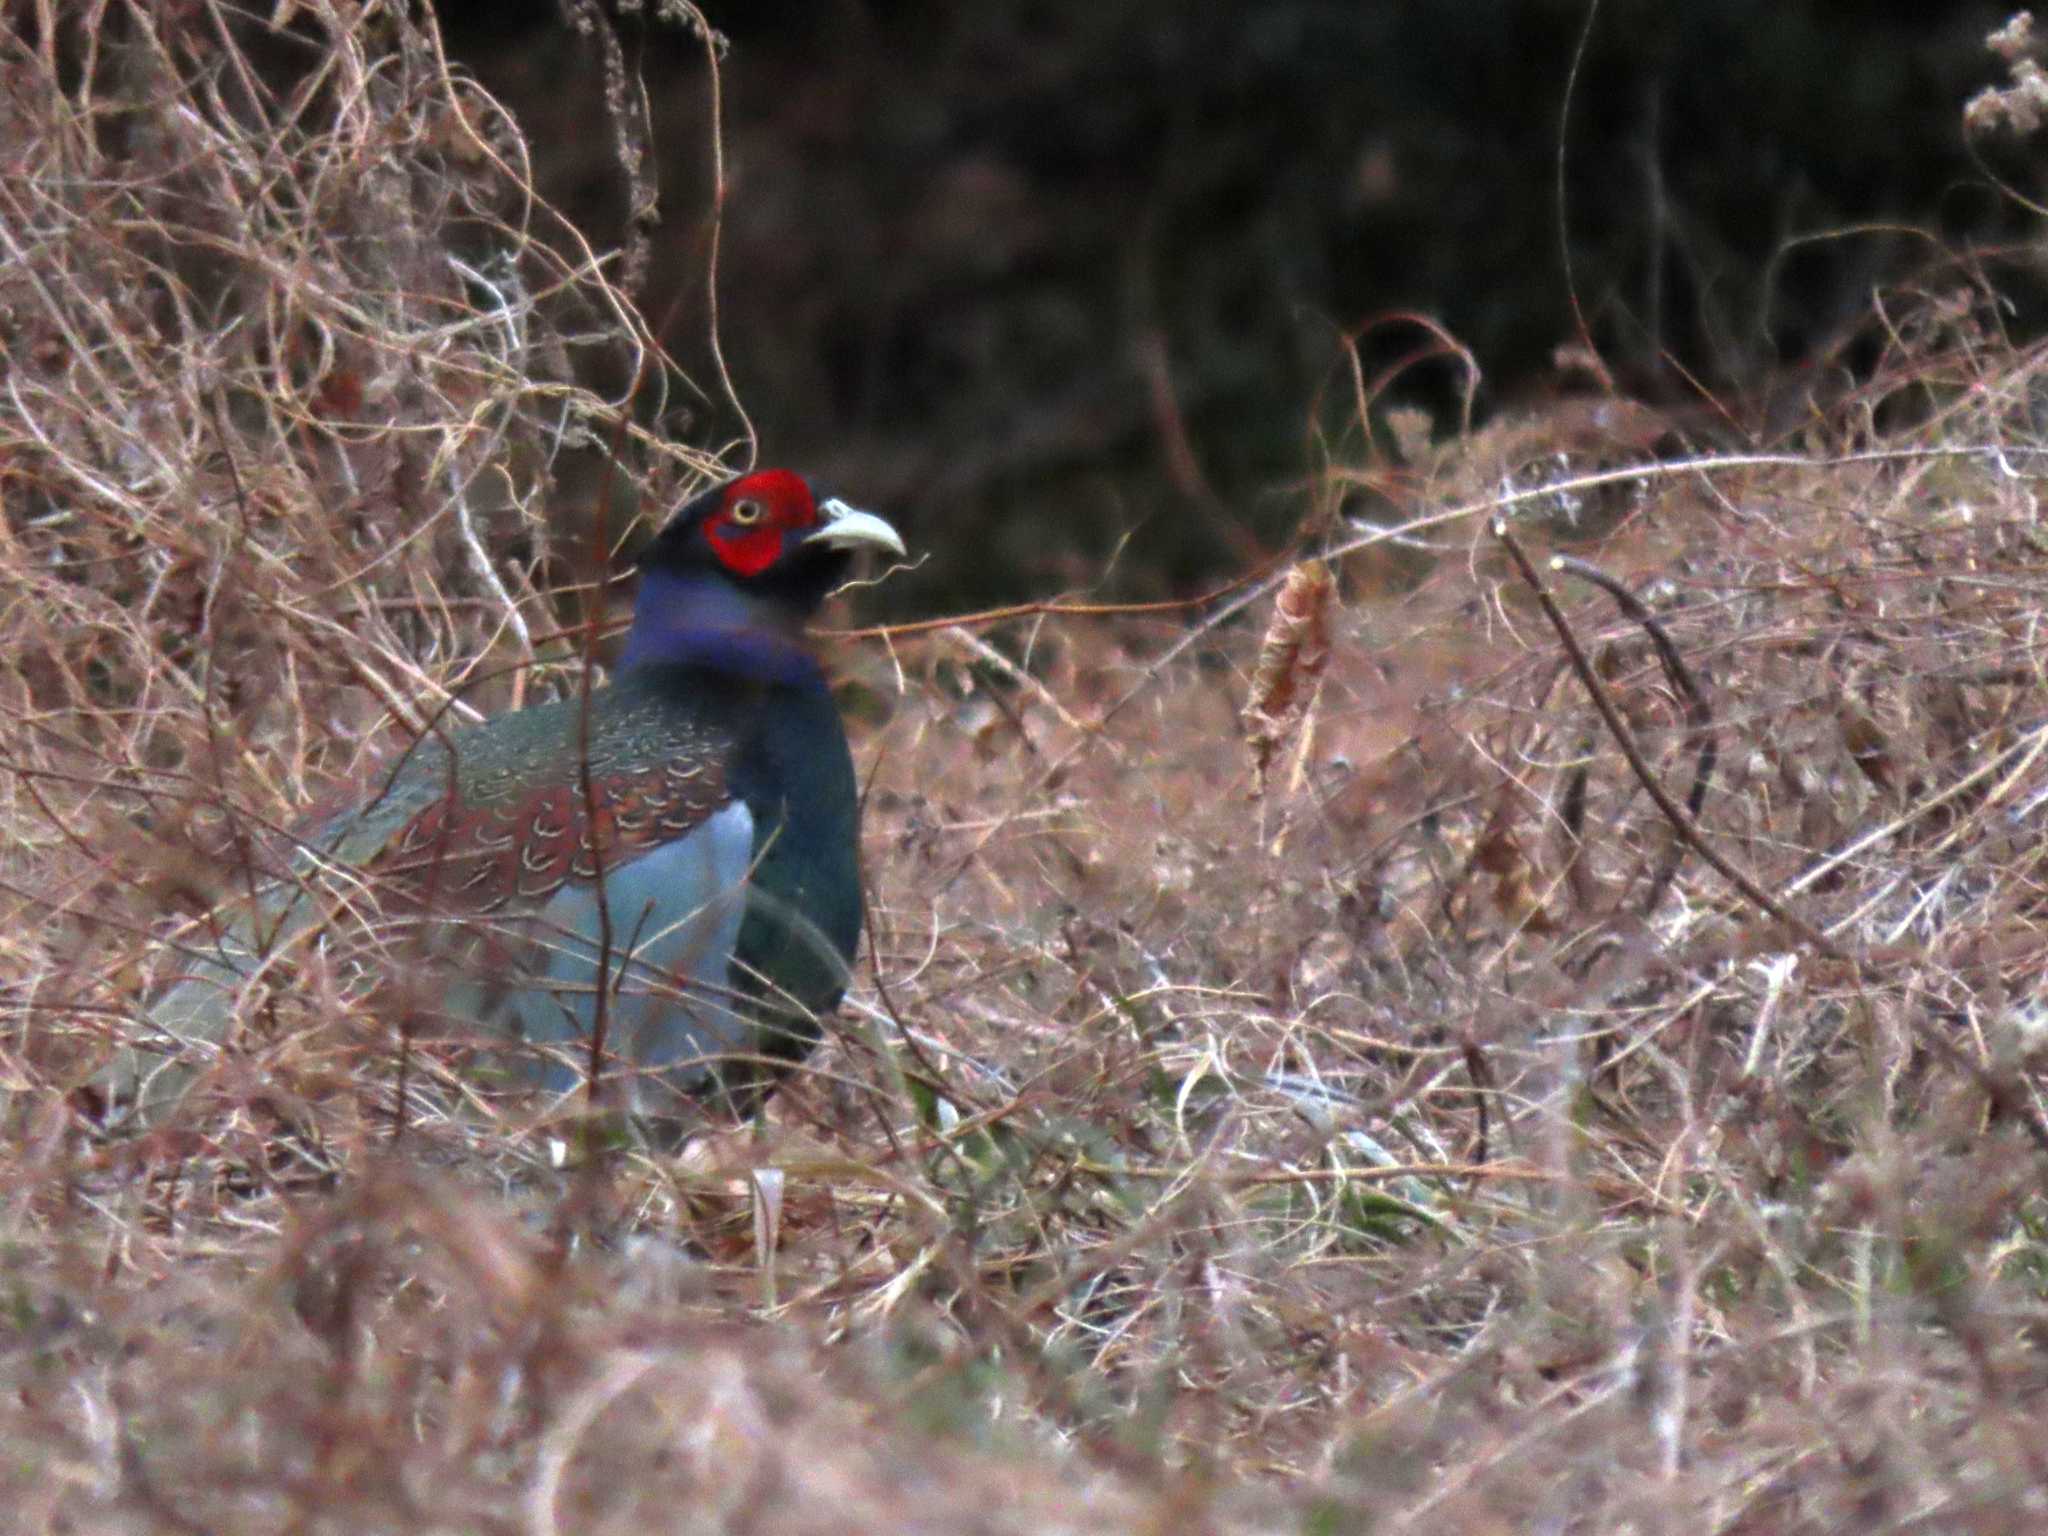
1550;554;1719;912
1493;519;1845;960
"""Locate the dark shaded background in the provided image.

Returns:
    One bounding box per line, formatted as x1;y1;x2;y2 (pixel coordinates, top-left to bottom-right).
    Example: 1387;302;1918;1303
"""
442;0;2034;601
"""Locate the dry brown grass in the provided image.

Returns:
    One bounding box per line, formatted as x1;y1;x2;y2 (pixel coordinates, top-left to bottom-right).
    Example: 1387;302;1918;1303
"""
10;5;2048;1534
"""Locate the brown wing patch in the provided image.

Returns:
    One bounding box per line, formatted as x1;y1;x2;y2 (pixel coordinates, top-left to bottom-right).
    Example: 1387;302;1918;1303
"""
379;758;731;912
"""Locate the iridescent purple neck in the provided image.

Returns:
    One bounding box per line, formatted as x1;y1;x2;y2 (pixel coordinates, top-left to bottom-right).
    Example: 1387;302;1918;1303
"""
619;568;824;686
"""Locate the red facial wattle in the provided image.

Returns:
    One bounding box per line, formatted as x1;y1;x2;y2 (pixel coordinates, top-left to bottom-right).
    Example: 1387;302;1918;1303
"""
705;469;818;578
708;521;785;577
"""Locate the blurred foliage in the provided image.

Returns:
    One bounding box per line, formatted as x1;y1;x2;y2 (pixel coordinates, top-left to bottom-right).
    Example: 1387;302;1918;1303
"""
448;0;2032;602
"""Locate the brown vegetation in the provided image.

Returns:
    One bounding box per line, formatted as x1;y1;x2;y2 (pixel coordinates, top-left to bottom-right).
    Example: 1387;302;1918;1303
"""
8;6;2048;1533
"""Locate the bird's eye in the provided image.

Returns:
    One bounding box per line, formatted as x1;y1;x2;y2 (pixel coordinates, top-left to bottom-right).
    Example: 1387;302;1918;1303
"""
727;498;766;526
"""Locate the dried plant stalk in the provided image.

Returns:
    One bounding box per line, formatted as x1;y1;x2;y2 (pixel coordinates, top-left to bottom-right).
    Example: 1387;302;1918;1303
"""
1241;557;1334;797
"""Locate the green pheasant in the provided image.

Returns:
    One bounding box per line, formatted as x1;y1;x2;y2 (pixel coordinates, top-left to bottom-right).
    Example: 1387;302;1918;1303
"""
112;468;904;1126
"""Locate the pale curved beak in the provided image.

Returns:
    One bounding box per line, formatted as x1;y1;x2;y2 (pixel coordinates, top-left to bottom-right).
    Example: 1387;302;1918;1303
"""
808;498;906;559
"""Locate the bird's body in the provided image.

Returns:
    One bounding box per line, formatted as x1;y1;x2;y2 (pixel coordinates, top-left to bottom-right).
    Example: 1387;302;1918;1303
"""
112;469;902;1127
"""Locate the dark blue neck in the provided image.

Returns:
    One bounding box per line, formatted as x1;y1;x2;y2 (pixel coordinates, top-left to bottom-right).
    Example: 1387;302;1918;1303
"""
619;568;823;687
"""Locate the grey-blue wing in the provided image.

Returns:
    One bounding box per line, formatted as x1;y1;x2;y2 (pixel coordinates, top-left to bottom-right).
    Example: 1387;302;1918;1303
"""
482;799;758;1117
